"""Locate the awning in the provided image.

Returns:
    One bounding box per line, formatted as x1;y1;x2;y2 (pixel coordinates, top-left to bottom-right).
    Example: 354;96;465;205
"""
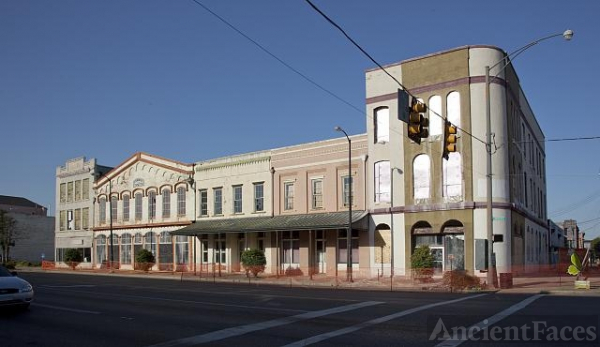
172;211;369;236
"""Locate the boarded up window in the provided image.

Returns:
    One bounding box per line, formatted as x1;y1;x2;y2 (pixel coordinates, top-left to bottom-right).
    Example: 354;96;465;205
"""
374;229;391;264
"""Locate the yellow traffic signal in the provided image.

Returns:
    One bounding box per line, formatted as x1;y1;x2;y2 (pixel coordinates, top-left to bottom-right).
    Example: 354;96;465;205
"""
407;99;428;144
443;120;458;160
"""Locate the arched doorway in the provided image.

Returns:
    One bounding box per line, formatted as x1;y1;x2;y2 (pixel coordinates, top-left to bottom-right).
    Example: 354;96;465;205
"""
374;223;391;276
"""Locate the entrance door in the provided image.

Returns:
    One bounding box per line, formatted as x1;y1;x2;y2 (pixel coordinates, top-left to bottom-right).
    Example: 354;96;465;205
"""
315;239;326;274
430;247;444;275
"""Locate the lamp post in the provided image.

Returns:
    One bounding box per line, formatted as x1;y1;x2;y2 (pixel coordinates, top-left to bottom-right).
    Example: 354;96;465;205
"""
335;126;353;282
108;179;114;270
187;163;196;275
485;29;573;287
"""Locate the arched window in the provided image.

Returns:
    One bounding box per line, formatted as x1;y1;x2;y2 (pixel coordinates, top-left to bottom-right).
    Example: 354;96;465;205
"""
148;191;156;220
177;187;186;216
447;91;461;127
159;231;173;268
122;194;130;222
162;189;171;218
374;161;391;203
95;235;106;265
428;95;442;136
443;153;462;198
121;233;132;265
99;197;106;224
111;196;118;222
374;107;389;143
413;155;430;199
135;192;143;221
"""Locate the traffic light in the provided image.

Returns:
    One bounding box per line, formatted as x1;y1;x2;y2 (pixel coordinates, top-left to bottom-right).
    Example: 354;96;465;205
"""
443;120;458;160
407;99;428;144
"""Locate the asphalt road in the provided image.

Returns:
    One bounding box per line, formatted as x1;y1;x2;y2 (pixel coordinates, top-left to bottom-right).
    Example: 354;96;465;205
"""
1;272;599;346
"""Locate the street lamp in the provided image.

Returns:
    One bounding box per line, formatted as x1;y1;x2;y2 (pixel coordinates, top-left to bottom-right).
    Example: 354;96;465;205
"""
108;179;114;270
485;29;573;287
335;126;353;282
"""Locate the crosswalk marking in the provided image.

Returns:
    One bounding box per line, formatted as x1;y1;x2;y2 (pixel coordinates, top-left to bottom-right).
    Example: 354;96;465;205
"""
147;300;383;347
282;294;488;347
434;294;544;347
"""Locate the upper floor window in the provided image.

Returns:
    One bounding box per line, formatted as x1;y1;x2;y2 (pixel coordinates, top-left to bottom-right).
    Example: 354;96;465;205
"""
428;95;442;136
82;178;90;200
254;183;264;212
60;183;66;203
67;182;74;203
233;185;243;214
447;91;461;127
374;161;390;203
342;175;353;207
413;154;431;199
74;180;81;201
123;195;130;221
99;197;106;223
213;187;223;215
177;187;186;216
311;179;323;209
443;153;462;198
111;196;118;222
374;107;389;143
135;192;143;221
284;182;294;211
148;191;157;220
200;189;208;216
162;189;171;218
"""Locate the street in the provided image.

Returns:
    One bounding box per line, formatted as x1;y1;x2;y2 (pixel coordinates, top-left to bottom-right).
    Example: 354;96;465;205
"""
1;272;599;346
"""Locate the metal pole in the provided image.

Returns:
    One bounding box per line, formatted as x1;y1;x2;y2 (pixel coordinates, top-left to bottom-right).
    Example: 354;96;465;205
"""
390;167;395;291
485;65;495;288
109;179;114;270
347;136;353;282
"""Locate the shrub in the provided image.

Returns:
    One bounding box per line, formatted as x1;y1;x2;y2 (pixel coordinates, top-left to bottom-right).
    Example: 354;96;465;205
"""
4;260;16;270
64;249;83;270
241;249;266;277
443;270;481;290
135;249;155;271
411;245;435;282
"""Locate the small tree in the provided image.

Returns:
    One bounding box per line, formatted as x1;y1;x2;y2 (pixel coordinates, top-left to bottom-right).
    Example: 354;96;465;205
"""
411;245;435;282
0;210;18;265
241;249;267;277
591;237;600;264
135;249;155;271
64;248;83;270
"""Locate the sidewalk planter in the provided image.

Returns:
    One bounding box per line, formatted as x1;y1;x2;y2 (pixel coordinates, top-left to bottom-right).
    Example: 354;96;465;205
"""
574;280;591;289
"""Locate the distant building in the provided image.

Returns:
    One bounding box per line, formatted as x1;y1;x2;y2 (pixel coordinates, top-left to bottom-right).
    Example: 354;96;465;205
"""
55;157;112;267
548;220;565;266
0;195;54;263
559;219;581;249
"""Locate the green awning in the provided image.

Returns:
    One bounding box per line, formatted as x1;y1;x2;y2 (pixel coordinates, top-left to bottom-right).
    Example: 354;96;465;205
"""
172;211;369;235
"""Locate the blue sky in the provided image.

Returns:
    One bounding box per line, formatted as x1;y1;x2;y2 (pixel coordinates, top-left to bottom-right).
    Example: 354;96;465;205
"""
1;1;599;238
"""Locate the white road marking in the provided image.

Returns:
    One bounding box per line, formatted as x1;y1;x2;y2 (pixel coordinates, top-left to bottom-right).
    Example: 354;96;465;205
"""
434;294;544;347
282;294;488;347
32;303;100;315
147;300;383;347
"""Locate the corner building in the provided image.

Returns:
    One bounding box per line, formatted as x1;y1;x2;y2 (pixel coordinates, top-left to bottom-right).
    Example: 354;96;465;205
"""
366;45;548;278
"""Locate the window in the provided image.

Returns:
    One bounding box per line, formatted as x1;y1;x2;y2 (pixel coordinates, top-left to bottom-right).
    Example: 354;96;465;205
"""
177;187;186;216
82;207;89;229
162;189;171;218
67;210;74;230
99;197;106;224
213;188;223;215
413;155;431;199
200;189;208;216
158;232;172;265
133;233;143;263
254;183;264;212
201;238;209;263
215;234;226;263
148;191;156;220
74;209;81;230
175;235;189;265
121;233;132;265
342;176;353;207
311;179;323;209
95;235;106;264
74;180;81;201
144;232;156;255
428;95;442;136
60;183;66;203
82;178;90;200
337;230;359;264
284;182;294;211
374;107;389;143
257;232;265;251
442;153;462;198
447;91;461;127
122;195;130;222
67;182;74;203
374;161;390;203
135;193;143;221
233;185;243;214
111;196;118;222
282;231;300;264
59;210;66;231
